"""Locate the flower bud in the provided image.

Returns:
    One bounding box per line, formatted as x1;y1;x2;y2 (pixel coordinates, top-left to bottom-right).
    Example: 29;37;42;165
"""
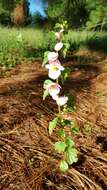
56;96;68;106
47;83;61;97
54;42;63;52
55;32;61;40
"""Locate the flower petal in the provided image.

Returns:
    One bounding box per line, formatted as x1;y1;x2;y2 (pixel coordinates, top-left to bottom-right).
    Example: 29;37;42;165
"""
56;96;68;106
48;83;61;97
60;28;64;33
58;65;64;71
49;59;61;65
55;42;63;51
50;63;64;71
52;95;58;100
45;64;50;69
48;52;58;62
49;70;61;80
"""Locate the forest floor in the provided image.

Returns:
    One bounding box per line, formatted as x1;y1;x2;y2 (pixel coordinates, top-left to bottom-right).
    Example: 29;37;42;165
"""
0;50;107;190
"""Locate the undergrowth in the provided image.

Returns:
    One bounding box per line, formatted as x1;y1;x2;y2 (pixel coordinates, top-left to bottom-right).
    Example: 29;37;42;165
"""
1;26;107;69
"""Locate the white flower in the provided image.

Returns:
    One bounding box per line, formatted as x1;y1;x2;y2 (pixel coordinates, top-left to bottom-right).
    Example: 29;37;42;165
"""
48;52;58;62
56;96;68;106
55;29;64;40
54;42;63;52
47;83;61;97
55;32;61;40
52;95;58;100
45;62;64;80
60;28;64;33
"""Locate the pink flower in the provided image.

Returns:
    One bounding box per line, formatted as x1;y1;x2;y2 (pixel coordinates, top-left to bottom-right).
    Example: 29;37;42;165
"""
47;83;61;97
56;96;68;106
48;52;58;62
54;42;63;51
45;62;64;80
48;58;60;64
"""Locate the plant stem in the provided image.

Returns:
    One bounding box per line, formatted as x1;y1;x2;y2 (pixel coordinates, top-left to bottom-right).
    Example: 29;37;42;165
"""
56;78;59;84
58;104;61;116
56;78;61;118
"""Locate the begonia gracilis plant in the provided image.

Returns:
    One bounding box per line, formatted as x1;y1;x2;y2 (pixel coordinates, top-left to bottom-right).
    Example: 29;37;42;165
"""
42;22;78;172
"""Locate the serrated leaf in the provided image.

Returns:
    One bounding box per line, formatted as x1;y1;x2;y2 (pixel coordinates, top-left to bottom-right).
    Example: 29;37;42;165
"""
60;160;68;172
66;147;78;165
54;141;67;153
42;51;50;67
48;117;58;135
65;138;74;147
43;79;53;89
43;89;49;100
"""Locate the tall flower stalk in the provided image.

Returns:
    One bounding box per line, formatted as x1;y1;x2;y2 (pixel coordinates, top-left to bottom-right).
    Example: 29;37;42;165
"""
43;22;78;172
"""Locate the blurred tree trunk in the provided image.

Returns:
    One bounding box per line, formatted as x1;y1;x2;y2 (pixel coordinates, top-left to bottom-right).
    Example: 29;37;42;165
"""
12;3;25;27
0;0;30;26
12;0;30;27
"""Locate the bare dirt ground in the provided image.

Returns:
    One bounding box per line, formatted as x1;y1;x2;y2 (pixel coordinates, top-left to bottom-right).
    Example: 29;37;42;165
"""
0;50;107;190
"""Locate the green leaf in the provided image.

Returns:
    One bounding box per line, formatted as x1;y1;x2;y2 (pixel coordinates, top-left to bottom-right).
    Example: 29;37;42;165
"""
58;129;65;138
63;94;76;112
61;119;72;127
67;95;76;108
43;89;49;100
65;106;76;112
71;127;79;134
48;117;58;135
42;51;50;67
70;120;79;134
60;160;68;172
61;68;70;83
43;79;53;89
54;23;62;31
65;138;74;147
66;147;78;165
54;141;67;153
62;42;70;58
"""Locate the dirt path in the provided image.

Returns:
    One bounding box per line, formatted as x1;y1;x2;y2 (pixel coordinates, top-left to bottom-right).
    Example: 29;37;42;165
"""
0;52;107;190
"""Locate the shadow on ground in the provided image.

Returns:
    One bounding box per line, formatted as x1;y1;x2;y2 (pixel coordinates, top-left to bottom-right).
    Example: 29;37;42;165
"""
0;52;107;190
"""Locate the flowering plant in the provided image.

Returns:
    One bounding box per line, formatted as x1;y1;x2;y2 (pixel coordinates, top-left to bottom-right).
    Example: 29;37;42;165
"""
43;22;78;172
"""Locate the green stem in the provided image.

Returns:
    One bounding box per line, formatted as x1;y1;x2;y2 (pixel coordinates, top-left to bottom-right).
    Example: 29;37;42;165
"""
58;104;61;116
56;78;59;84
56;78;61;119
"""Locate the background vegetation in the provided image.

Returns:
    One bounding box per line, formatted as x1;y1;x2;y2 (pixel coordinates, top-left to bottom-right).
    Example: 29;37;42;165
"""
0;0;107;29
0;1;107;189
0;0;107;69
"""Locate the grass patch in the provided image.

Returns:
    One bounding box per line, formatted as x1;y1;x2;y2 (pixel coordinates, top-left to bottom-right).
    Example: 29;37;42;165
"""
0;26;107;69
64;30;107;53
